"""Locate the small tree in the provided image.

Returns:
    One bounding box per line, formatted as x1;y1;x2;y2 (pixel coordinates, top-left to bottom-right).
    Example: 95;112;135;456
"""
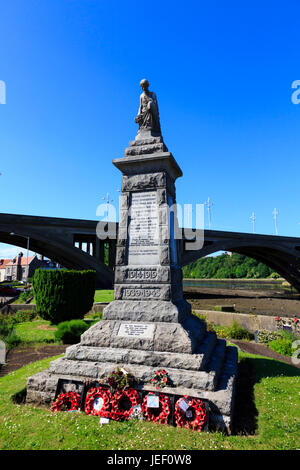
32;269;96;324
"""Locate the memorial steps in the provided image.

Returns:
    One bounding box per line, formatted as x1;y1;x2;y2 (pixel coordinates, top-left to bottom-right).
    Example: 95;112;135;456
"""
26;318;237;430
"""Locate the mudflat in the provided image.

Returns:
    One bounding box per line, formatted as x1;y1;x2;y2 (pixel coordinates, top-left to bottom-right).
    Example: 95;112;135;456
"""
183;286;300;317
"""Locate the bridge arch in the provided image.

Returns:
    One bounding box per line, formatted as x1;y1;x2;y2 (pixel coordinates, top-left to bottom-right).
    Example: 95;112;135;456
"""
1;213;300;292
0;225;114;288
182;236;300;292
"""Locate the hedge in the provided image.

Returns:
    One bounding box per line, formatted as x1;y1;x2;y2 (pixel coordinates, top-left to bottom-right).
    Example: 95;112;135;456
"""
32;269;96;324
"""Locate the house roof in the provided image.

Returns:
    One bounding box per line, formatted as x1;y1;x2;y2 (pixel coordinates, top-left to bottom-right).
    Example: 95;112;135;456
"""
7;256;35;266
0;259;11;269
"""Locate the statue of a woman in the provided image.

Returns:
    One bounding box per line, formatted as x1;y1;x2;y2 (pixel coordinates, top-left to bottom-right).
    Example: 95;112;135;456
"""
135;79;161;135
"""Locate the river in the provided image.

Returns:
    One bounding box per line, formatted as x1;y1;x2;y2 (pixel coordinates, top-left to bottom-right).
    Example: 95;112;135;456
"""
183;278;296;293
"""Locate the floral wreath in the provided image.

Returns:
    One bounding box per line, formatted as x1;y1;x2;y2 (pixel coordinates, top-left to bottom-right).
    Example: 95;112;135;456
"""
150;369;169;389
51;391;81;412
141;392;171;425
174;395;207;432
107;367;135;391
84;386;111;417
110;388;140;421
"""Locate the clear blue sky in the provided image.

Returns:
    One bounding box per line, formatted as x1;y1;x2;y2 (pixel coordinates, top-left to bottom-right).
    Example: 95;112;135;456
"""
0;0;300;258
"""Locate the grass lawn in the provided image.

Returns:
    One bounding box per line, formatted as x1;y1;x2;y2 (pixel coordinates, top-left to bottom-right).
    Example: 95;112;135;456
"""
14;290;113;305
94;289;114;303
14;321;57;344
0;349;299;450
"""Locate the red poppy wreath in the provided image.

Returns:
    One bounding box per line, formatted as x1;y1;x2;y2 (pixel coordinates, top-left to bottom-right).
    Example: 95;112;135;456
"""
110;388;140;421
141;392;171;425
84;386;112;417
51;391;81;412
174;396;207;432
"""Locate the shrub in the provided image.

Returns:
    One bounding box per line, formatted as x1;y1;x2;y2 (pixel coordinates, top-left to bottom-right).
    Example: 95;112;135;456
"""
194;313;207;322
228;321;254;340
279;329;298;342
256;329;284;344
85;311;103;322
55;320;89;344
210;324;231;339
0;319;13;337
0;318;21;350
268;338;293;357
18;289;33;303
32;269;96;324
5;332;21;349
13;310;36;323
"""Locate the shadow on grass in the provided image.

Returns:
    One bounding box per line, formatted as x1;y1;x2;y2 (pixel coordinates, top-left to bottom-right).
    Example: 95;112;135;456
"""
251;356;300;381
11;387;27;404
232;356;300;435
232;358;258;435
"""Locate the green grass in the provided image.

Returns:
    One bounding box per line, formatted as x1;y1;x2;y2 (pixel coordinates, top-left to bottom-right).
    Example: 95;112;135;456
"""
14;290;113;305
14;321;57;344
0;350;299;450
94;289;114;303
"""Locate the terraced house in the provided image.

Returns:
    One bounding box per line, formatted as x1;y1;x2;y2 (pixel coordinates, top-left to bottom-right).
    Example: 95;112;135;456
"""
4;253;52;282
0;259;11;282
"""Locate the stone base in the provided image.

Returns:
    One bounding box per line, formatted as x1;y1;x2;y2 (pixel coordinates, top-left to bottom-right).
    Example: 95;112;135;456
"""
103;299;191;323
26;344;237;432
25;312;238;432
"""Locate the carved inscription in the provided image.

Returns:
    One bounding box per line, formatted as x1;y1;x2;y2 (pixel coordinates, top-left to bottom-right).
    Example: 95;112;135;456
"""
126;268;157;281
123;287;161;299
117;323;154;339
128;191;159;265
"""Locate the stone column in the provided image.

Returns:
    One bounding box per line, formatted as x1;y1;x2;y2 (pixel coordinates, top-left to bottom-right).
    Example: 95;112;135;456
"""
103;134;192;325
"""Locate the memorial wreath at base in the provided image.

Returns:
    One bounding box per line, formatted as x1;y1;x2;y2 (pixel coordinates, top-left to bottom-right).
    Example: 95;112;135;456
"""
174;395;207;432
84;386;112;417
142;392;171;425
50;369;208;431
150;369;170;389
51;391;81;412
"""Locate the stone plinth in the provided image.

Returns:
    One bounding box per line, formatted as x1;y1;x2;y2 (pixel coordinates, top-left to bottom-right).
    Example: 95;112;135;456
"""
26;133;238;432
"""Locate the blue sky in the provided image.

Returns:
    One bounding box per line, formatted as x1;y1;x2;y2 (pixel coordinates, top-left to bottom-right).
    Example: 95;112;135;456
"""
0;0;300;258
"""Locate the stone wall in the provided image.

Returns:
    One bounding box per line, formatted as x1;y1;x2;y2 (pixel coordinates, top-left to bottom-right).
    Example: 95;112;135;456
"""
194;309;299;334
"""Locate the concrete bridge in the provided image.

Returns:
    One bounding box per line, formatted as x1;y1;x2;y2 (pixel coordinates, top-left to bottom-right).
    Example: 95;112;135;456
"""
1;212;300;291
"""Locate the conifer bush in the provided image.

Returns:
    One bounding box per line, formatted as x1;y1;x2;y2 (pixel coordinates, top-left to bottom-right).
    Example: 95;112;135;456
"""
32;269;96;324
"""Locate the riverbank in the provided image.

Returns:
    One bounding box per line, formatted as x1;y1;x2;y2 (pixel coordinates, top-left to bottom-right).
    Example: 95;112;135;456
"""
183;285;300;317
184;278;285;282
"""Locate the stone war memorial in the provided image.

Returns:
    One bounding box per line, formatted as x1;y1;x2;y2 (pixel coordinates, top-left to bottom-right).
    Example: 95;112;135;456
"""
26;79;238;431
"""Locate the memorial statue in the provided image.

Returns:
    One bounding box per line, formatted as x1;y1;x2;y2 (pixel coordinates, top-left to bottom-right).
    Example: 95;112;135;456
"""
135;79;161;135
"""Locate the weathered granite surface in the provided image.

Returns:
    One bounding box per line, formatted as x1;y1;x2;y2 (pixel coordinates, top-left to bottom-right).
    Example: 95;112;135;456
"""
80;315;206;354
103;299;191;323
